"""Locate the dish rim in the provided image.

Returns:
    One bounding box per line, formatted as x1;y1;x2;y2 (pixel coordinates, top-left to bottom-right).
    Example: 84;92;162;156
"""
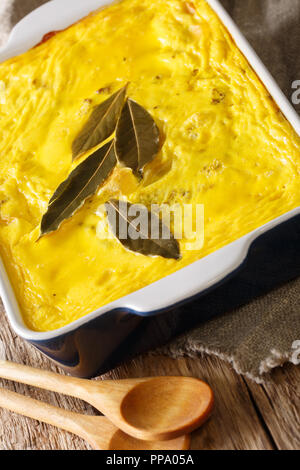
0;0;299;341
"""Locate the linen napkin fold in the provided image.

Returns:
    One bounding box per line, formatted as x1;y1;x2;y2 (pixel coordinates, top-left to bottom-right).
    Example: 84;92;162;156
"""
0;0;299;382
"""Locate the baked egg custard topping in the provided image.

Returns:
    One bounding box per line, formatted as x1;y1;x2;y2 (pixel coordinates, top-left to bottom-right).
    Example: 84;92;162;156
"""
0;0;299;331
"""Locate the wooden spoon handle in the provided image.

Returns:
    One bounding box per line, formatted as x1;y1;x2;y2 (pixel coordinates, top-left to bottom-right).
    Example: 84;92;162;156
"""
0;360;92;399
0;386;90;441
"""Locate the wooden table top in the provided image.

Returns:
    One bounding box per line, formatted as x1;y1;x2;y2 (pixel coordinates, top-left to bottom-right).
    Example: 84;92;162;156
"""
0;304;299;450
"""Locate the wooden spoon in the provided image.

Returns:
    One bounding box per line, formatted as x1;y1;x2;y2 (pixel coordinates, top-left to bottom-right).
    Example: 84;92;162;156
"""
0;360;214;441
0;387;190;450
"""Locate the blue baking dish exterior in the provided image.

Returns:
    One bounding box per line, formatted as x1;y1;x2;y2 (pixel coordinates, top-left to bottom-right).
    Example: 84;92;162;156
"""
0;0;299;377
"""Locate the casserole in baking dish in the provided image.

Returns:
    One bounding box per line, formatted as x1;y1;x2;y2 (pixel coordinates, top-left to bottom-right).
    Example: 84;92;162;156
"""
0;0;299;375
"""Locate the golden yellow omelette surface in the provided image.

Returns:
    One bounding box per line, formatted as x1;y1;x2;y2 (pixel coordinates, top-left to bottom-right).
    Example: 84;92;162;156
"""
0;0;299;331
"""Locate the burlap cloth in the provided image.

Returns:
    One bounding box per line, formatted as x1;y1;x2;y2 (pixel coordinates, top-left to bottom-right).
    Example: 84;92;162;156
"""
0;0;299;382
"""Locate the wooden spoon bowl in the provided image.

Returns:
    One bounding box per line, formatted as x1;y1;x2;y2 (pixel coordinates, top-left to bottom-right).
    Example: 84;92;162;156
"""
120;377;214;440
107;427;190;451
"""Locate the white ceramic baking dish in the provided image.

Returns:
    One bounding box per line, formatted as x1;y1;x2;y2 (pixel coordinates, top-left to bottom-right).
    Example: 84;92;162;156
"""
0;0;299;376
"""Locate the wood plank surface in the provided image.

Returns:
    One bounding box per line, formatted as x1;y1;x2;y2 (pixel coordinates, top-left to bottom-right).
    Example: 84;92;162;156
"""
0;303;299;450
244;365;300;450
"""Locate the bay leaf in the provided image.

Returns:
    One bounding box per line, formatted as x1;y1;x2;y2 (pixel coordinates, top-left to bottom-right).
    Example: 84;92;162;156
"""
48;174;71;205
115;99;160;178
105;199;181;260
40;140;116;237
72;85;127;160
